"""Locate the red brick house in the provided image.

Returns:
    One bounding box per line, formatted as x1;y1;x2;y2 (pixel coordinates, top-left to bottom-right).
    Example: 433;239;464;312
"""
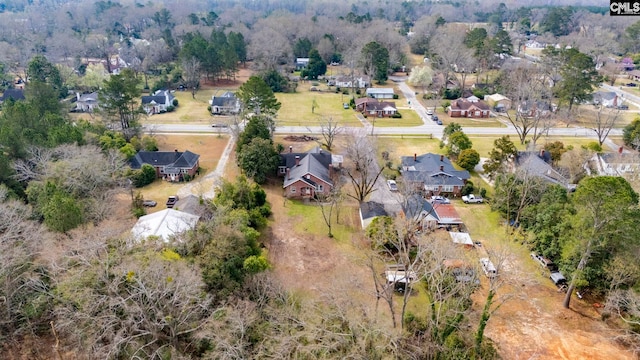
448;98;491;118
355;98;398;117
130;150;200;182
279;147;336;199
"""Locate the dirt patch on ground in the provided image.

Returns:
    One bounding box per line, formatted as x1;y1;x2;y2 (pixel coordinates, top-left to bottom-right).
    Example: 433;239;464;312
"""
200;66;253;90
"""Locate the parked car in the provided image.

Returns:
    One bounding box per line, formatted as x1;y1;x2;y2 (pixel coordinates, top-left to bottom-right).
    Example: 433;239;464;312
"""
426;109;434;115
432;115;439;121
430;196;450;204
530;252;557;271
343;103;349;109
166;195;179;208
436;119;443;125
211;123;228;128
387;179;398;191
142;200;157;207
626;82;637;87
617;104;629;110
462;194;484;203
550;271;568;291
480;258;497;278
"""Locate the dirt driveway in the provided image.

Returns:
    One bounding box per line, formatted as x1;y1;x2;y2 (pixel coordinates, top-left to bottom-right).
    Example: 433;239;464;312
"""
266;189;635;359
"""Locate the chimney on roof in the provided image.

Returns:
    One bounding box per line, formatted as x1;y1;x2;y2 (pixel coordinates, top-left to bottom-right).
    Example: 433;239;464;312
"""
286;168;291;180
440;165;444;171
440;154;444;161
289;145;293;153
295;155;300;166
540;149;545;158
414;153;417;161
175;149;178;152
619;146;624;154
329;164;334;179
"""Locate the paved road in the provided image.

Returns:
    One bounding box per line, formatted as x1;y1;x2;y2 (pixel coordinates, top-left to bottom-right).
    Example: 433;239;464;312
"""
145;123;621;139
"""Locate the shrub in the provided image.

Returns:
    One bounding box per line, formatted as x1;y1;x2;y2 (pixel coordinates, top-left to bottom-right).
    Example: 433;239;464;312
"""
393;94;399;99
172;98;179;106
183;174;192;182
166;105;175;112
391;112;402;118
457;149;480;171
461;181;475;196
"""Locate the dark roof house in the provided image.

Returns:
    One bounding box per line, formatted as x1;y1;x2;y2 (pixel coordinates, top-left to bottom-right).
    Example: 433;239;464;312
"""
515;150;574;190
359;201;389;229
279;147;335;199
403;195;463;231
130;150;200;182
0;89;25;103
448;98;491;118
401;153;470;196
355;98;397;117
141;90;175;115
209;91;240;115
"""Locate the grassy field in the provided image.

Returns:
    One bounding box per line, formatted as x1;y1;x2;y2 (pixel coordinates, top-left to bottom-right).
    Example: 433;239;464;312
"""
276;82;363;127
368;110;424;127
141;90;219;125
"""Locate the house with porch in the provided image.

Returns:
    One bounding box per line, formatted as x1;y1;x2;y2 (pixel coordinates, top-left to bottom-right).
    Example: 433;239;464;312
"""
517;100;554;118
141;90;175;115
448;98;491;118
130;149;200;182
355;98;398;117
279;147;338;199
589;152;640;176
515;150;574;190
209;91;240;115
75;92;100;112
335;75;370;89
401;153;470;197
591;91;618;108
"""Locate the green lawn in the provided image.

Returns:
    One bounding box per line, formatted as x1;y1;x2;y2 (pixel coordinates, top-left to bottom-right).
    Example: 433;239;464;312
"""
276;86;363;127
285;199;359;243
141;90;217;125
368;110;424;127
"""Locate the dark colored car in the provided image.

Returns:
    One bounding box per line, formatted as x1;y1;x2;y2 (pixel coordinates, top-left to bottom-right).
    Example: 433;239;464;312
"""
166;196;179;208
142;200;157;207
626;83;637;87
436;119;443;125
618;104;629;110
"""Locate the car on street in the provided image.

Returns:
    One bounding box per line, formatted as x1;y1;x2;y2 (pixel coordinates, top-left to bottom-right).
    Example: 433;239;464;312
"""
142;200;157;207
432;115;439;121
387;179;398;191
626;83;637;87
618;104;629;110
211;123;228;128
426;109;434;115
436;119;443;125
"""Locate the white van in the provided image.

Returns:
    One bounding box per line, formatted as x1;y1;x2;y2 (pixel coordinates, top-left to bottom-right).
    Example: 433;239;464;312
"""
480;258;497;278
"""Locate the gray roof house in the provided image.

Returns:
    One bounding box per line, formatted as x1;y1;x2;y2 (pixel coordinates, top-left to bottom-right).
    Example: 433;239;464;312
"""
209;91;240;115
279;147;335;199
591;91;618;108
0;89;25;104
141;90;175;115
366;88;395;99
590;152;640;176
359;201;389;229
75;92;99;112
130;150;200;182
403;195;464;232
515;150;574;190
401;153;470;196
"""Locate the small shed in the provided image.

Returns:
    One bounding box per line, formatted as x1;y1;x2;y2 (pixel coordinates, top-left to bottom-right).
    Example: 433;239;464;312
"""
359;201;388;229
484;93;512;110
449;232;474;248
132;209;200;242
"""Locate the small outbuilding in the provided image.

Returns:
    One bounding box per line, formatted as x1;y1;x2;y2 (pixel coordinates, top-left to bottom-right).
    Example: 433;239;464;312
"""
359;201;388;229
449;232;474;248
132;209;200;242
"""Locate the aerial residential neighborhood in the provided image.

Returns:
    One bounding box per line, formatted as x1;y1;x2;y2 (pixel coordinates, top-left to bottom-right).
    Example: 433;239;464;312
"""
1;0;640;359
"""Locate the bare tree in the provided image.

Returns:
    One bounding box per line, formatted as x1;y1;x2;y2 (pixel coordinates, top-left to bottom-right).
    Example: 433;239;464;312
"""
344;130;384;202
430;24;470;94
591;105;621;147
182;56;201;99
314;116;343;151
500;64;554;145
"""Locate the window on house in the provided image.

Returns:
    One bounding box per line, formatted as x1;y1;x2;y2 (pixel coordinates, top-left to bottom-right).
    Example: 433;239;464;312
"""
279;167;286;174
317;185;324;192
442;185;454;192
290;187;296;193
475;111;480;116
